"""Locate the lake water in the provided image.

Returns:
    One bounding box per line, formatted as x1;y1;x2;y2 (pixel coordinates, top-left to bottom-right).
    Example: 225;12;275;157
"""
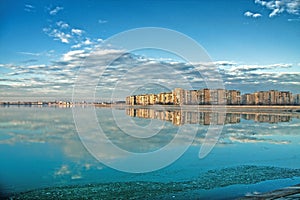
1;106;300;199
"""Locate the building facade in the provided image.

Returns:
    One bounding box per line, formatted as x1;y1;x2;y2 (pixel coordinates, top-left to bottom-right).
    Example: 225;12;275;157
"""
126;88;297;106
241;90;293;105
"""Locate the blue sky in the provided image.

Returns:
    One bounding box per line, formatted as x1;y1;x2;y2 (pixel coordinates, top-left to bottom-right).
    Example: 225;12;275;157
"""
0;0;300;101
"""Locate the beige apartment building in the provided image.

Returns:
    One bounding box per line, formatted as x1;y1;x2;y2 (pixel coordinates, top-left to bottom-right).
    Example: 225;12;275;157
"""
241;90;293;105
127;88;296;106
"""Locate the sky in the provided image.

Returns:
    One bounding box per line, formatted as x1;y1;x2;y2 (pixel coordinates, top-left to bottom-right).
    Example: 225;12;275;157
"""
0;0;300;101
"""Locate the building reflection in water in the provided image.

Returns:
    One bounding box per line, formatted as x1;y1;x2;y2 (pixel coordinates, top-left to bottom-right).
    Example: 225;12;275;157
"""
126;108;293;126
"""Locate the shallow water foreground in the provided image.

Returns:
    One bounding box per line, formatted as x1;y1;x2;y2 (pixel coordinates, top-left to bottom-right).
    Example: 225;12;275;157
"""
1;106;300;199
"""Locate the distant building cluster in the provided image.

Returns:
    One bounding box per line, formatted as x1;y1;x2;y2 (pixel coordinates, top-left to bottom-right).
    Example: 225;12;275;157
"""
0;101;73;107
126;88;300;105
126;108;291;126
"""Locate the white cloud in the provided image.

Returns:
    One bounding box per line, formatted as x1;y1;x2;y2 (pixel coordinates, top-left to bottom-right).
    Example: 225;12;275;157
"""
49;6;64;15
71;29;83;35
44;18;89;46
25;4;34;9
83;38;92;45
18;51;41;56
269;8;284;17
62;50;87;62
71;44;82;49
214;61;237;66
43;28;72;44
255;0;267;6
42;27;50;33
268;63;292;68
1;47;299;102
56;21;69;29
245;11;253;17
24;4;35;12
225;63;292;74
54;31;71;43
253;13;263;17
287;0;300;13
98;19;108;24
244;11;262;18
255;0;300;17
288;18;300;21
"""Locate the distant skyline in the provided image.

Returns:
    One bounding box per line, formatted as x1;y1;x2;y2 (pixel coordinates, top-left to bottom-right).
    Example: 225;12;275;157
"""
0;0;300;101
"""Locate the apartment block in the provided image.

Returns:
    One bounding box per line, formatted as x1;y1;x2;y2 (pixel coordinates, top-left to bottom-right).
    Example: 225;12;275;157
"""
241;90;293;105
126;88;297;106
226;90;241;105
294;94;300;105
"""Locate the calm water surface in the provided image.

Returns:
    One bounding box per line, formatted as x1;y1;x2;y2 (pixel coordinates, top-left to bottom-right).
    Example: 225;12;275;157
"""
1;106;300;199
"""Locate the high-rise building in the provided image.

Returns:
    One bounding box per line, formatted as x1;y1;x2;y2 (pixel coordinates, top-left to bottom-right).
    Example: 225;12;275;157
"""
203;88;211;105
126;88;297;106
294;94;300;105
173;88;185;105
217;89;227;105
